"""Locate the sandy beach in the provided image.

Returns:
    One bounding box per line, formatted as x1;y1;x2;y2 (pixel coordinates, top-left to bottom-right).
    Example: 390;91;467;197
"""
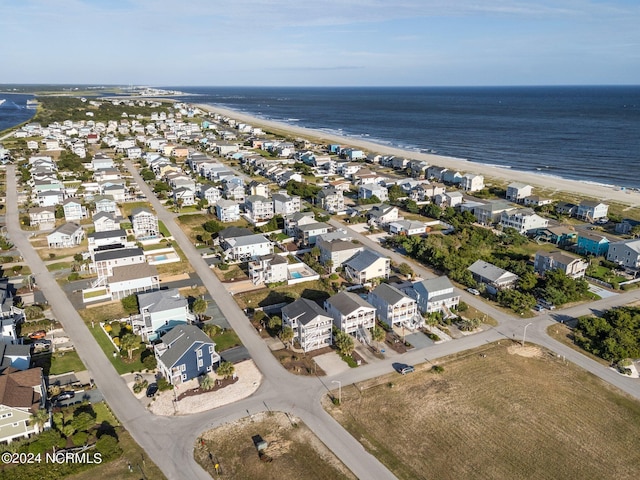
195;103;640;208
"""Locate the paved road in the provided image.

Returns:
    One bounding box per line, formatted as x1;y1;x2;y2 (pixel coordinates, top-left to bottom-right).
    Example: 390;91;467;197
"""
8;161;640;480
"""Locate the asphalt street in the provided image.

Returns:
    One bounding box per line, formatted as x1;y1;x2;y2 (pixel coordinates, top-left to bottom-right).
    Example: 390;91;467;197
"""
8;161;640;480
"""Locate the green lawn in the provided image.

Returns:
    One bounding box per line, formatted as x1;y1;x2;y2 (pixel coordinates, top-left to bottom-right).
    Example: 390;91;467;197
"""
158;220;171;238
235;279;336;310
50;350;86;375
88;324;145;375
213;329;242;351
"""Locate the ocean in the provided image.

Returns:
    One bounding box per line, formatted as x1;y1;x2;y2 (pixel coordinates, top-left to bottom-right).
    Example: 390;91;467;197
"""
1;86;638;189
0;93;36;133
168;86;640;190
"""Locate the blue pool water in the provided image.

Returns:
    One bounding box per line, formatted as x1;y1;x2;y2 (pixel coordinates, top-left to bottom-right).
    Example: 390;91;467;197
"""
290;272;303;279
154;255;168;261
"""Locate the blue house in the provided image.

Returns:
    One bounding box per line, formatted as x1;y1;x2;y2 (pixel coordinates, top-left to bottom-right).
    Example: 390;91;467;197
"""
154;325;221;385
577;232;610;256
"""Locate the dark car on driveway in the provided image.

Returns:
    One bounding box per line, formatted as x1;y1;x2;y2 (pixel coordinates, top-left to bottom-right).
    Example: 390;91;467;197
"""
146;383;158;397
54;391;75;403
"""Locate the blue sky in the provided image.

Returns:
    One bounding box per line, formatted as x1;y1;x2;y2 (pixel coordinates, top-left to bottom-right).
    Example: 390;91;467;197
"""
1;0;639;86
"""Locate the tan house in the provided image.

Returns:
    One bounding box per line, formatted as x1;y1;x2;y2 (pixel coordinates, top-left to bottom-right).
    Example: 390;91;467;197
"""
0;367;47;444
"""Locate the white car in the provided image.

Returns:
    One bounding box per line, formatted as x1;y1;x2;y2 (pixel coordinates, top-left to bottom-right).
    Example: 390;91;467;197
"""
467;288;480;296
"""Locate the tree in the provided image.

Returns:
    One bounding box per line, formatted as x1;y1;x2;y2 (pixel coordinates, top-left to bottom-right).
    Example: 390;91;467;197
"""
397;262;414;278
371;325;385;350
280;326;294;347
120;294;139;315
217;361;235;379
631;224;640;238
200;375;214;391
334;330;355;356
96;434;122;459
388;184;404;203
268;315;282;331
192;297;208;319
71;411;95;433
203;219;223;234
31;408;49;431
311;246;321;260
120;333;140;360
200;230;212;246
518;271;538;292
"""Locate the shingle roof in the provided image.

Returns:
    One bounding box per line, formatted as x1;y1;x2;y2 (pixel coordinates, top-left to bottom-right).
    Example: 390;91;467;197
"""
109;263;158;282
468;260;517;283
138;288;187;313
282;298;330;326
326;291;374;315
88;229;126;240
0;367;42;412
345;249;388;272
50;222;82;236
157;325;215;369
369;283;410;306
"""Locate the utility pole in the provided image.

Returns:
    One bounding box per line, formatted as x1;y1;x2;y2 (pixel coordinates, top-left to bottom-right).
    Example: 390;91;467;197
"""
522;322;533;347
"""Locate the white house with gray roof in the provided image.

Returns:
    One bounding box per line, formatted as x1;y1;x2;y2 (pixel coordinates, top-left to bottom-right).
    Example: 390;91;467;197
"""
344;249;391;284
368;283;419;328
324;292;376;334
607;238;640;270
136;288;194;340
131;208;158;238
282;298;333;352
272;192;301;215
46;222;84;248
406;277;460;315
221;233;273;262
468;260;518;293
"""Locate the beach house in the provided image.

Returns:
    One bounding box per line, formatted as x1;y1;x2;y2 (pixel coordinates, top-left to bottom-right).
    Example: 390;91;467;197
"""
281;298;333;352
46;222;84;248
324;292;376;334
407;277;460;315
368;283;419;329
576;232;610;256
534;251;589;279
467;260;518;293
344;249;391;284
607;239;640;270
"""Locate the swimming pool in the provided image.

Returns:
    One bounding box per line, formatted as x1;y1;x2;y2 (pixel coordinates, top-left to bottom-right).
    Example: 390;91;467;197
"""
154;254;168;261
290;271;303;279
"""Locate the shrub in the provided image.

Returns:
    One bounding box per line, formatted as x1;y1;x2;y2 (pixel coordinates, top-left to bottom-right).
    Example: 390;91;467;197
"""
113;337;120;347
431;365;445;374
132;379;148;394
142;353;157;370
218;263;229;271
95;434;121;459
157;377;173;391
24;305;44;320
71;431;89;447
109;322;122;338
67;272;81;281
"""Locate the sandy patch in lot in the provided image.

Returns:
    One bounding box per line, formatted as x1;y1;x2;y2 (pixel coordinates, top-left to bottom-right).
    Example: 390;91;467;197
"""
195;411;356;480
507;344;543;358
148;360;262;416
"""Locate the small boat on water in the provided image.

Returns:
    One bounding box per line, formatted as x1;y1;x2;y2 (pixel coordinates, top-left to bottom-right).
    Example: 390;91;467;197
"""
26;99;38;109
0;99;6;106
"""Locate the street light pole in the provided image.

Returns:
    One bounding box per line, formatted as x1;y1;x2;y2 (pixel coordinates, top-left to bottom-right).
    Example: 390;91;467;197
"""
522;322;533;347
332;380;341;405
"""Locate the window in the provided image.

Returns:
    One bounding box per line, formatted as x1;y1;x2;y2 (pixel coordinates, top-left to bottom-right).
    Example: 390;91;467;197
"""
197;349;202;358
198;359;203;368
180;364;186;372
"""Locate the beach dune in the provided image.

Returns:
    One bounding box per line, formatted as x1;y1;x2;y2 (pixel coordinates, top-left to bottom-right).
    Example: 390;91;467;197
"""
196;103;640;208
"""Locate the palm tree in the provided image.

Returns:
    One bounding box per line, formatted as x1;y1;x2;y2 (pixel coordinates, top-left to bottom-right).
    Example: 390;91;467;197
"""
334;331;354;356
200;375;214;391
31;408;49;432
371;326;386;351
120;333;140;360
192;297;208;320
217;361;235;379
280;326;294;348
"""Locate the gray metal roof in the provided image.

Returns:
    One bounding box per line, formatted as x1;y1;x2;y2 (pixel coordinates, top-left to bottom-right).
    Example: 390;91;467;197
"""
88;229;126;240
50;222;82;236
109;263;158;282
94;247;143;262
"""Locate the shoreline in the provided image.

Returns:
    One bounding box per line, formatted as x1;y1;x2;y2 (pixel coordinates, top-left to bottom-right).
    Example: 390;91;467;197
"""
194;102;640;208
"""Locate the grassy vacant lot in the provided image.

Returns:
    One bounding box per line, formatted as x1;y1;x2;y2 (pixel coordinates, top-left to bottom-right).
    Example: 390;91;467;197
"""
326;342;640;480
50;349;86;375
235;279;336;310
195;412;355;480
67;428;166;480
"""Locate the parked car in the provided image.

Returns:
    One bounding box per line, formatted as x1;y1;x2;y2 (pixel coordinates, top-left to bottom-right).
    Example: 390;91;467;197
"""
28;330;47;340
534;305;546;312
32;339;51;350
466;288;480;296
146;383;158;397
54;391;75;403
399;365;415;375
